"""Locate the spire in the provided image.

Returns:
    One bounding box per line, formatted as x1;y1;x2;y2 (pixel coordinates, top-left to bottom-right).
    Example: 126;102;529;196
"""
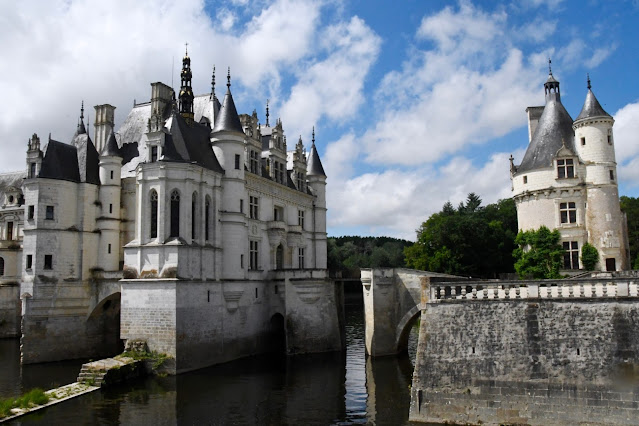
211;65;216;99
101;131;121;157
266;99;270;126
575;74;612;121
179;43;194;124
307;127;326;177
587;73;591;90
75;101;87;135
544;58;560;102
211;67;244;134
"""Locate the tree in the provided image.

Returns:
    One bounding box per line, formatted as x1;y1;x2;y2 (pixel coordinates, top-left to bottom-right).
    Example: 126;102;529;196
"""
513;226;564;279
327;236;413;277
404;195;518;278
620;196;639;269
581;242;599;271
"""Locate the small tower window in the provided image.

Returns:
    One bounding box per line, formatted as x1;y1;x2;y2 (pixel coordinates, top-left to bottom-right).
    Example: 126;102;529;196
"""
151;146;158;162
45;206;54;220
150;190;158;239
44;255;53;270
26;255;33;270
0;257;4;276
610;170;615;181
109;204;113;214
608;131;612;145
108;244;112;254
110;170;114;180
28;205;34;220
235;154;241;170
557;159;574;179
191;192;198;240
581;137;585;146
523;176;528;184
30;163;36;178
170;190;180;238
205;197;211;241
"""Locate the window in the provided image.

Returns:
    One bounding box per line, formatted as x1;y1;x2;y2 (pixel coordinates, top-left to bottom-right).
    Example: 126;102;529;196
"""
557;159;574;179
581;137;585;146
610;170;615;181
298;210;305;228
297;173;304;191
523;176;528;184
28;205;34;220
205;198;210;241
26;255;32;270
0;257;4;276
109;204;113;214
240;199;244;213
150;190;158;238
44;255;53;270
241;254;244;269
250;150;259;174
298;247;305;269
560;202;577;224
191;192;198;240
563;241;579;269
170;190;180;238
235;154;241;170
249;196;259;220
249;240;259;270
273;161;285;184
8;195;14;204
151;146;158;162
30;163;36;178
45;206;54;220
108;244;112;254
608;132;612;145
7;222;13;241
274;206;283;221
110;170;114;180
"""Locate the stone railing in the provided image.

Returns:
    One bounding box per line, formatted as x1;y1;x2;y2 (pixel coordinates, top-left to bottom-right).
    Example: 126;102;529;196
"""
431;278;639;301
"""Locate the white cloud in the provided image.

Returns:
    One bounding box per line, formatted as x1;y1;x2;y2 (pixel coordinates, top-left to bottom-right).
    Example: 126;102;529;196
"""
279;16;381;140
614;101;639;186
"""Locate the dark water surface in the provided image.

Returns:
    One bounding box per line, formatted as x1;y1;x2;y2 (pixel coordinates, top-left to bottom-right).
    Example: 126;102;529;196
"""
1;302;419;425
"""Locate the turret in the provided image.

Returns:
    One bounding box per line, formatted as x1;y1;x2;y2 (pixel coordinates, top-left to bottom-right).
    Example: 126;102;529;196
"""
307;131;327;269
211;69;248;279
179;45;195;124
26;133;43;179
97;131;123;271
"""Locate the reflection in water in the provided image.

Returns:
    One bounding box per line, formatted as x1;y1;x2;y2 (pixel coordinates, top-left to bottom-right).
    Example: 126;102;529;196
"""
3;302;420;425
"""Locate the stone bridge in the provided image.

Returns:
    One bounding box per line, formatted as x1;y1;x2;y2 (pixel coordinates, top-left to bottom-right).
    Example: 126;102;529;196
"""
360;268;463;357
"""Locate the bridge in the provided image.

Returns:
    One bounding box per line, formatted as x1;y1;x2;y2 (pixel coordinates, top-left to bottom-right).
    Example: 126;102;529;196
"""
360;268;463;357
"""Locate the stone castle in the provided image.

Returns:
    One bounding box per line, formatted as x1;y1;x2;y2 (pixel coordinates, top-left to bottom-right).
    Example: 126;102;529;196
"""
510;65;629;272
0;51;343;372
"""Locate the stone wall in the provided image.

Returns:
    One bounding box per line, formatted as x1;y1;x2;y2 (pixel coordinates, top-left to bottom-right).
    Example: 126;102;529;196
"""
410;298;639;424
0;283;19;337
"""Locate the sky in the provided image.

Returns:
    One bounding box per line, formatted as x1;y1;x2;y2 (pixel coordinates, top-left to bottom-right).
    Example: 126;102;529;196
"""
1;0;638;241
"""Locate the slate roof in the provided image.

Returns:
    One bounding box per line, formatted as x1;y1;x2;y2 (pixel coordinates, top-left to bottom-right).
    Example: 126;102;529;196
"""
73;133;100;184
212;89;244;134
0;171;26;193
101;131;121;157
575;89;611;121
307;143;326;177
39;139;82;183
517;96;575;174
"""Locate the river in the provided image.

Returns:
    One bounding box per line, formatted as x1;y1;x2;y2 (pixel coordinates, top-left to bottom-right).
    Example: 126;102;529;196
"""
0;299;420;425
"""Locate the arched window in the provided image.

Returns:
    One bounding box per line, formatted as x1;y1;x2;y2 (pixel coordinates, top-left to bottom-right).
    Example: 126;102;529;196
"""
205;196;211;242
191;192;198;240
276;244;284;269
170;190;180;238
0;257;4;276
150;190;158;238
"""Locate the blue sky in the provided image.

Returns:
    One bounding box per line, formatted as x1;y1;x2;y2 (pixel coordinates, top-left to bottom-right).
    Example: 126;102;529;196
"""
1;0;638;240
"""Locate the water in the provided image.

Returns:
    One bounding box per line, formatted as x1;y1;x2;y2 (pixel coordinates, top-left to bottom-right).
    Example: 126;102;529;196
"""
1;302;420;425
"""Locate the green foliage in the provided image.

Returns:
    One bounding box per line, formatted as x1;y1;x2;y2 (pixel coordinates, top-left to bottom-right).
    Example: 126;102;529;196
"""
404;194;518;278
620;196;639;268
581;242;599;271
0;388;49;418
327;236;413;277
513;226;564;279
120;351;170;370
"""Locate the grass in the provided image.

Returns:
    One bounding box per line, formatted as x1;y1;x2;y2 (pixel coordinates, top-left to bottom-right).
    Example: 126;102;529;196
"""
0;388;49;418
119;351;170;370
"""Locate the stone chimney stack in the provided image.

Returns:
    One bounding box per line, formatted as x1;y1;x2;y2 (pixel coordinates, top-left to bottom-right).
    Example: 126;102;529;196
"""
94;104;116;153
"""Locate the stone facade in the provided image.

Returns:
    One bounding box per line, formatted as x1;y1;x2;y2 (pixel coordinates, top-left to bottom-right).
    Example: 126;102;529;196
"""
511;70;629;272
0;51;341;370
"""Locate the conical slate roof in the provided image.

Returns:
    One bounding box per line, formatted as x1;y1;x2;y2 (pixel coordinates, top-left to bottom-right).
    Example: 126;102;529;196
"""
212;89;243;134
307;143;326;177
575;89;611;121
101;131;121;157
517;97;574;173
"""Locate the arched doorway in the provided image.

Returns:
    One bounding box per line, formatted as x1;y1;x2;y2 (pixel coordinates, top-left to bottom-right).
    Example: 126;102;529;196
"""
86;293;123;358
270;313;286;354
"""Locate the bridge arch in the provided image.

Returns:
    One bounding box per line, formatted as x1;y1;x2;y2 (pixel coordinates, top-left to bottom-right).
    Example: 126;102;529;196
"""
395;304;423;354
86;292;123;357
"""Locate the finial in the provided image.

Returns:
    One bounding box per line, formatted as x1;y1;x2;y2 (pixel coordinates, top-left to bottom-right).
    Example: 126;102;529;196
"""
211;65;216;93
80;100;84;121
266;99;270;126
185;42;188;56
548;58;552;75
227;67;231;89
312;126;315;145
587;73;591;90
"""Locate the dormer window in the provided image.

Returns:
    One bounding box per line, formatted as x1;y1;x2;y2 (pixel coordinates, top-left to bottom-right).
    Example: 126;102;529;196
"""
557;159;574;179
151;146;158;162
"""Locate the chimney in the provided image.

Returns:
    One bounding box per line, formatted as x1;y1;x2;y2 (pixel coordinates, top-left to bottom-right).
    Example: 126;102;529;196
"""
94;104;116;153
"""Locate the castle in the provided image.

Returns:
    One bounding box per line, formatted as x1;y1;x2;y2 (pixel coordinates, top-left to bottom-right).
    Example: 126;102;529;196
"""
510;65;629;272
0;51;343;372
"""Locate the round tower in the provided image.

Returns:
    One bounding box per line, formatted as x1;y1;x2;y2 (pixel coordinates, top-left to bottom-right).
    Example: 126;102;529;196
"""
572;77;627;270
307;131;327;270
97;131;123;271
210;69;248;279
